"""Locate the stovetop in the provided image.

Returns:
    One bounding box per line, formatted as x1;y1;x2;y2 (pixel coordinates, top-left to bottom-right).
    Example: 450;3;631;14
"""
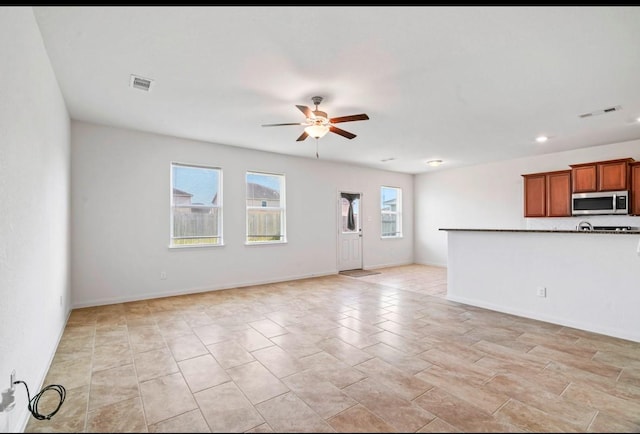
592;225;637;231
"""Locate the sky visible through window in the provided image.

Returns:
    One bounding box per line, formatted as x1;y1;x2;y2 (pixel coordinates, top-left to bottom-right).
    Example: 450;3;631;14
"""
172;166;282;205
247;172;281;193
172;165;219;205
381;187;398;209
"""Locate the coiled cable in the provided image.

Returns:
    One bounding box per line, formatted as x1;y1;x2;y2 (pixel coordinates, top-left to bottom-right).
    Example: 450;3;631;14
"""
13;380;66;420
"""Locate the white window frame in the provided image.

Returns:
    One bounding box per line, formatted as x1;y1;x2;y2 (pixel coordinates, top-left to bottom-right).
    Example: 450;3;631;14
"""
381;185;402;238
170;162;223;248
246;171;286;245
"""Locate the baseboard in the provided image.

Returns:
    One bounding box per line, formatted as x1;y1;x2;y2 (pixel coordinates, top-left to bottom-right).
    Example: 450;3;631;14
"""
413;260;447;268
447;294;640;344
72;270;338;309
366;260;415;270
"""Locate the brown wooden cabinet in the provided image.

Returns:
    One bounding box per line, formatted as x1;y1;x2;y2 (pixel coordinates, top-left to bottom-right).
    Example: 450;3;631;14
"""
570;164;597;193
523;173;546;217
522;170;571;217
570;158;634;192
631;162;640;216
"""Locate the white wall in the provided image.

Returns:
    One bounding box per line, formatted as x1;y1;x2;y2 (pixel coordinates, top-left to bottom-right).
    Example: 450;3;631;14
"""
0;8;70;433
70;121;414;307
415;139;640;266
446;230;640;342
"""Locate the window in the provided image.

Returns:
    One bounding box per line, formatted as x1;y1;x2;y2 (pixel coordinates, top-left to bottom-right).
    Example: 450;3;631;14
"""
246;171;286;244
381;186;402;238
170;163;222;247
340;193;360;233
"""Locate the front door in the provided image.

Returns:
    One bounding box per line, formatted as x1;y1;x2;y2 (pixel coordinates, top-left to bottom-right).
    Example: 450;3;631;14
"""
337;192;363;271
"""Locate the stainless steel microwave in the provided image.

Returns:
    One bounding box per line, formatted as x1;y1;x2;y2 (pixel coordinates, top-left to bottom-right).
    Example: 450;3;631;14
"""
571;190;629;215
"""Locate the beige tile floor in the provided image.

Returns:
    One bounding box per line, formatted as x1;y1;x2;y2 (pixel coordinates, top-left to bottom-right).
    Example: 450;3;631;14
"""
25;264;640;432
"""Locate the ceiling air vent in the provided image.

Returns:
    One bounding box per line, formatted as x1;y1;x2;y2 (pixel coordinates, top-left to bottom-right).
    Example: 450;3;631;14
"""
129;74;153;92
578;105;622;118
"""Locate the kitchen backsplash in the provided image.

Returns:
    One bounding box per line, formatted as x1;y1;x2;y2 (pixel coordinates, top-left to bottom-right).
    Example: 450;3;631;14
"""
526;215;640;230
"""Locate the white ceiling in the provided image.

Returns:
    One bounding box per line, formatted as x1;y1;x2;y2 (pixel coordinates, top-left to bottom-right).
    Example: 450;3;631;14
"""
32;6;640;174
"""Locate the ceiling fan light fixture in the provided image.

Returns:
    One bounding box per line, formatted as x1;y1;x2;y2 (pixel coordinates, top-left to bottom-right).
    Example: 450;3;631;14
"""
305;124;330;139
262;96;367;143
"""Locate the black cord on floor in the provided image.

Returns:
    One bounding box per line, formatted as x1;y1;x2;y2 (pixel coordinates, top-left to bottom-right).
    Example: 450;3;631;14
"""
12;380;66;420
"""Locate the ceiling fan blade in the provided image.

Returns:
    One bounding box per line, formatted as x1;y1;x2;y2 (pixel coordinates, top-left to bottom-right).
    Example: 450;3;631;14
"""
330;125;356;140
329;113;369;123
296;105;313;118
296;131;309;141
262;122;306;127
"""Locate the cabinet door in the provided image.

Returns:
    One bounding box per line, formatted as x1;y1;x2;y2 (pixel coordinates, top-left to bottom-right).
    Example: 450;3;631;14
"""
571;165;597;193
546;171;571;217
632;163;640;215
523;174;546;217
598;160;629;191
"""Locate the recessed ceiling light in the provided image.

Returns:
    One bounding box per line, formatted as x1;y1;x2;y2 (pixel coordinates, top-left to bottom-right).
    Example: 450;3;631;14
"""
426;159;443;167
380;157;396;162
535;136;549;143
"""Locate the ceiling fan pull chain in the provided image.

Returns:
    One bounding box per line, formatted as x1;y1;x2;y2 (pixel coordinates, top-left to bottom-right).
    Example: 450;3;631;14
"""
316;139;319;158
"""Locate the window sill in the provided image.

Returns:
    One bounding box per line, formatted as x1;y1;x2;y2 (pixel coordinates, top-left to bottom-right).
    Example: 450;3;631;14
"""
169;243;225;249
381;236;403;240
245;241;288;246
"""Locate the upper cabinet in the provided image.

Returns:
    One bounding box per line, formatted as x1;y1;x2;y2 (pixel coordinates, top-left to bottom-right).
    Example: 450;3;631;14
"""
570;164;596;192
631;162;640;216
523;157;638;217
522;170;571;217
523;173;546;217
569;158;634;193
547;170;572;217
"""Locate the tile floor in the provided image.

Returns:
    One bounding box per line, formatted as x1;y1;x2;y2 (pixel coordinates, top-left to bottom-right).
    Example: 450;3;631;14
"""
25;264;640;432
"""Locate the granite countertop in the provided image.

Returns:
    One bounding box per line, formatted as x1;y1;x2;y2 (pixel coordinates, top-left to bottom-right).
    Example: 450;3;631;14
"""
439;228;640;235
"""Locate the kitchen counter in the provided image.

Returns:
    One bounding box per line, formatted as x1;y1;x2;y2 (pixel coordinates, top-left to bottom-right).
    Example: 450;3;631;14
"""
440;228;640;235
442;228;640;343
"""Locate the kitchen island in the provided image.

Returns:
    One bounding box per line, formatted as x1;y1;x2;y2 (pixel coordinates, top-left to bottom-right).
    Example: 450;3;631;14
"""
440;228;640;342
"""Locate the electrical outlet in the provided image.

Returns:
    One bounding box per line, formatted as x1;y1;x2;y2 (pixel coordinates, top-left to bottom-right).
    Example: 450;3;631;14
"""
160;271;167;280
536;286;547;298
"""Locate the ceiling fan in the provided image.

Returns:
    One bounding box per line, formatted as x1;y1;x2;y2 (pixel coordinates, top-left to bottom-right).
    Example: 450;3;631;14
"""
261;96;369;145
